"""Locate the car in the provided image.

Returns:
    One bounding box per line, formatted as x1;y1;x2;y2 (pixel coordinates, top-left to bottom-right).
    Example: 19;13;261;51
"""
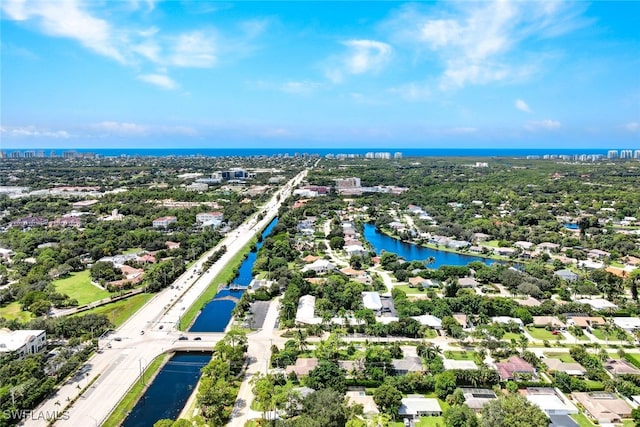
193;337;202;341
140;330;145;335
178;336;188;341
114;337;122;341
159;325;164;330
552;330;559;335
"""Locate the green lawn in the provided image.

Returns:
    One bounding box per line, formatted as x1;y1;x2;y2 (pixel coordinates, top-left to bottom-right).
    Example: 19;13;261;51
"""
394;284;429;295
568;330;591;341
583;380;604;391
423;328;438;338
625;353;640;368
526;326;564;340
53;270;111;305
503;332;524;340
102;353;169;427
444;351;475;361
483;240;501;248
123;247;143;255
76;293;153;327
0;301;33;322
544;352;576;363
392;417;446;427
571;413;595;427
590;327;631;342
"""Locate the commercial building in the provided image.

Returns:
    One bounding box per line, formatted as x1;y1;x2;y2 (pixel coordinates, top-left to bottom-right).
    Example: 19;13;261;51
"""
0;329;47;358
152;216;177;228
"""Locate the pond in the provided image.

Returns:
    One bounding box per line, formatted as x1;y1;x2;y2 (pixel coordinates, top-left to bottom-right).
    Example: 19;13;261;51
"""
363;223;493;268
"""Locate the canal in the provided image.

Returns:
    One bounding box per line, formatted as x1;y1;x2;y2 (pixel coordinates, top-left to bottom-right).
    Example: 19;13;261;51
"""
363;223;493;267
189;216;279;332
122;218;280;426
121;352;211;427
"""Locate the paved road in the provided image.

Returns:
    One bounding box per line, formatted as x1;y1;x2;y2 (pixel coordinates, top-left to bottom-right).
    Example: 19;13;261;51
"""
22;170;307;427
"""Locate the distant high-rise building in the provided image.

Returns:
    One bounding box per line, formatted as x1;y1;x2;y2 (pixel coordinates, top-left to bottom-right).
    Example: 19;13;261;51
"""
634;150;640;159
0;151;6;159
23;151;35;158
63;151;77;159
620;149;633;159
35;150;45;158
607;150;619;159
49;150;57;158
394;152;403;159
365;152;374;159
10;151;21;158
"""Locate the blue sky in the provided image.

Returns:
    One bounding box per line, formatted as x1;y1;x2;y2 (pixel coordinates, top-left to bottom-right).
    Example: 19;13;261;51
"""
1;0;639;149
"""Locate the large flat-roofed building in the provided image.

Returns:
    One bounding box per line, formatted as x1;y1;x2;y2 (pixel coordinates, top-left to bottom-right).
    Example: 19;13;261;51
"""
0;329;46;359
152;216;177;228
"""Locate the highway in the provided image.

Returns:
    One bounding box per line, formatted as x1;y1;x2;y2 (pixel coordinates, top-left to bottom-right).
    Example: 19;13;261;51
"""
23;169;307;427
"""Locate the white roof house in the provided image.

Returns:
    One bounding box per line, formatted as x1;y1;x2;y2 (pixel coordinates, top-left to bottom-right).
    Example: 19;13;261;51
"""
411;314;442;329
302;259;336;274
443;360;478;370
345;244;368;257
576;298;618;310
295;295;321;325
491;316;524;327
612;317;640;331
398;395;442;419
524;389;578;416
362;292;383;311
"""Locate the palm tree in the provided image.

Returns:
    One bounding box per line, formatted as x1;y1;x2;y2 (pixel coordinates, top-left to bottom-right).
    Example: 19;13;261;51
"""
294;329;308;353
518;335;529;354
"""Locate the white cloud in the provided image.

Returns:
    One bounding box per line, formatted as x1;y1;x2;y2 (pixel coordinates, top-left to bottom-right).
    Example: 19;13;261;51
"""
1;125;70;138
525;119;561;131
384;1;590;89
280;81;322;95
515;99;532;113
326;39;392;83
137;73;178;90
625;122;639;132
1;0;126;63
91;121;149;136
388;82;431;101
169;31;216;68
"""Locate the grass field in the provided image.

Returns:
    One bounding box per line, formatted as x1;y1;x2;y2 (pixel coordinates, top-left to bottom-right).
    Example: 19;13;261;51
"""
444;351;475;361
179;238;257;331
53;270;111;305
568;330;591;341
0;301;33;322
102;353;169;427
571;413;595;427
423;328;438;338
123;247;143;255
394;284;429;295
544;352;576;363
625;352;640;367
526;326;564;340
590;328;630;342
77;293;153;327
391;417;446;427
503;332;524;340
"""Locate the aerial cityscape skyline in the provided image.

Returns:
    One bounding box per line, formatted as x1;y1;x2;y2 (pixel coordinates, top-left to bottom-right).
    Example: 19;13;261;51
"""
1;1;639;149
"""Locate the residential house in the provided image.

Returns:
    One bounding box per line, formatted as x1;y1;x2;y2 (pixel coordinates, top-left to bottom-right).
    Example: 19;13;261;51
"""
392;356;424;375
566;316;605;329
612;317;640;332
295;295;321;325
448;240;470;250
346;390;380;416
0;329;47;359
494;247;517;257
462;388;497;412
49;216;82;228
472;233;491;242
458;277;479;288
0;248;15;260
554;269;578;282
587;249;610;260
491;316;524;328
515;241;535;250
301;259;336;274
165;241;181;250
604;359;640;375
544;359;586;376
576;298;618;311
411;314;442;330
285;358;319;377
495;356;536;381
152;216;177;228
408;277;438;289
532;316;566;330
9;216;48;228
443;359;478;370
572;392;632;424
522;388;578;417
362;292;383;312
398;395;442;419
344;244;368;257
453;314;472;329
